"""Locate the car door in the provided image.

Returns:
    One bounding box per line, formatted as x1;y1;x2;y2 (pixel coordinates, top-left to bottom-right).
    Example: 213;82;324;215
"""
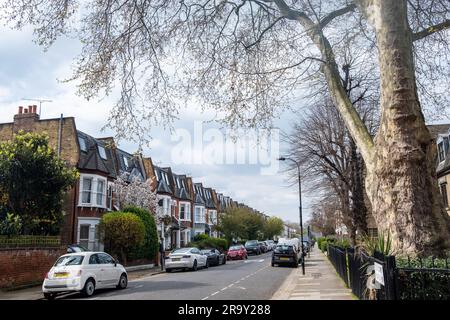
193;248;206;266
97;253;117;286
87;253;105;287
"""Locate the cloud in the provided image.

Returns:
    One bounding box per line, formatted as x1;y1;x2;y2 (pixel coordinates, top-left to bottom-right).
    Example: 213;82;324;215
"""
0;24;307;224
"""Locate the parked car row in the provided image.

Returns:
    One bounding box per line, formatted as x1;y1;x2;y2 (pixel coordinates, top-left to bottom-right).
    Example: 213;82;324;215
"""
165;247;226;272
244;239;276;255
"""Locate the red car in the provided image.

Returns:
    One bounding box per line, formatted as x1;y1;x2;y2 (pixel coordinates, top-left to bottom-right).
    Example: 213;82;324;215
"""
227;245;248;260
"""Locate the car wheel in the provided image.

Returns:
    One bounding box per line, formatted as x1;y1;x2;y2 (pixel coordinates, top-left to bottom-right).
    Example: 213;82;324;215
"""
192;260;198;271
205;260;209;268
166;268;172;273
222;257;226;265
271;262;275;267
82;278;95;297
245;254;248;260
44;292;56;300
116;273;128;289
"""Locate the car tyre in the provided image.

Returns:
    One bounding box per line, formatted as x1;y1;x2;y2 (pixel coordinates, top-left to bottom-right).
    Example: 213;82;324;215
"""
192;260;198;271
44;292;56;300
245;254;248;260
205;260;209;269
117;273;128;289
271;262;275;267
82;278;95;297
222;257;226;265
166;268;172;273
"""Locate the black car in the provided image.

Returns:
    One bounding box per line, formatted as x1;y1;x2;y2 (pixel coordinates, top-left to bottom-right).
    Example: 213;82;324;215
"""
245;240;261;255
258;241;268;253
66;244;89;253
271;244;300;268
201;248;226;266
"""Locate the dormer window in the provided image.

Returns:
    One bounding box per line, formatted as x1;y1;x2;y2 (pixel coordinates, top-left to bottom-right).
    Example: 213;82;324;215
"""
154;169;159;181
98;145;107;159
78;137;87;152
123;155;129;168
438;142;445;163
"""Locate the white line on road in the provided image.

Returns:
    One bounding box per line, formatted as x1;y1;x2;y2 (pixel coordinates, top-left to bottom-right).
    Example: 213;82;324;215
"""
201;296;209;300
211;291;220;296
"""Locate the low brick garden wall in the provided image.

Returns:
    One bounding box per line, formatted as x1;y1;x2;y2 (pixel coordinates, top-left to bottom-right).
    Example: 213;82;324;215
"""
0;247;64;289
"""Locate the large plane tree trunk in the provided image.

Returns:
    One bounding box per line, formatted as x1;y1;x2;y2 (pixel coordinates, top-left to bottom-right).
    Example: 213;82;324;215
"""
363;0;450;256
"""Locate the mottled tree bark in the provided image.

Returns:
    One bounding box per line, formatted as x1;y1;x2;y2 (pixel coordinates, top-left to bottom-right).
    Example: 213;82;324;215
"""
362;0;450;256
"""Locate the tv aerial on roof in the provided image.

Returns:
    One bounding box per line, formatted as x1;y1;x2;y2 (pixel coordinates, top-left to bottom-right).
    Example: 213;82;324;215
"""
21;98;53;116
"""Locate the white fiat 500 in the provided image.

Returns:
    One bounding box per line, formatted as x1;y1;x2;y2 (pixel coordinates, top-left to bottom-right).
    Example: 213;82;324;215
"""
165;247;208;272
42;252;128;299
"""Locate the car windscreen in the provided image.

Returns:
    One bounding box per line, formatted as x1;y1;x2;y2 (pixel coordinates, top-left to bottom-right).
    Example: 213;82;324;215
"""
245;241;258;246
201;250;213;254
54;255;84;266
274;245;294;253
229;246;242;250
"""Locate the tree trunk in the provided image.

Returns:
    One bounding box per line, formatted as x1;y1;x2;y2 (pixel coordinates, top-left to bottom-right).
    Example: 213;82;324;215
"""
364;0;450;256
350;137;369;236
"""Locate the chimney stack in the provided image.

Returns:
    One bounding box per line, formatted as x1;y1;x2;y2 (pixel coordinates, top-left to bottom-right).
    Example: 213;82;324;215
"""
32;105;37;113
18;106;23;114
28;105;33;113
24;108;28;113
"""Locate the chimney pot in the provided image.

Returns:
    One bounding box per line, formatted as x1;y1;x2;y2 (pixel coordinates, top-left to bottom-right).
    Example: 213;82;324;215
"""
32;105;37;113
24;108;28;113
18;106;23;114
28;105;33;113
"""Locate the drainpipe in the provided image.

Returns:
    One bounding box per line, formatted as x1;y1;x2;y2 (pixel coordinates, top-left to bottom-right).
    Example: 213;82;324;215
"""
57;113;63;157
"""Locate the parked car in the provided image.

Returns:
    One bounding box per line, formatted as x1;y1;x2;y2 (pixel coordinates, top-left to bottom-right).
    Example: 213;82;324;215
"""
42;252;128;300
263;241;272;251
258;241;268;253
266;240;276;250
302;241;311;253
227;245;248;260
245;240;261;255
201;248;226;266
165;247;208;272
66;244;89;253
271;244;300;268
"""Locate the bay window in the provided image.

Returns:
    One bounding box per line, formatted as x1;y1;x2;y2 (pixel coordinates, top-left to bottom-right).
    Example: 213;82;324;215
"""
180;202;191;221
79;174;107;208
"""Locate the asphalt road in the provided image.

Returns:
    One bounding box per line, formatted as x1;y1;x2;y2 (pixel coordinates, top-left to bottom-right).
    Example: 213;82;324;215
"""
57;252;294;300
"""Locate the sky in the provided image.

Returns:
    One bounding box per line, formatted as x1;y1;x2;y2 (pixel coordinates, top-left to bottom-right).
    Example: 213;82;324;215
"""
0;25;313;224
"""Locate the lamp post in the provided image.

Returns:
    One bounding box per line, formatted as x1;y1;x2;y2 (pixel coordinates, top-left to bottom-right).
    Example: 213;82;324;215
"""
278;156;305;275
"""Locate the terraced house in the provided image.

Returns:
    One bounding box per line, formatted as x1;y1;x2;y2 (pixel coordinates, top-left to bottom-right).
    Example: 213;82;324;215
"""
0;105;273;253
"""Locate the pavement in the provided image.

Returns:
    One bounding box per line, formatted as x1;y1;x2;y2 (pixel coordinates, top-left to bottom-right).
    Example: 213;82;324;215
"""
271;244;354;300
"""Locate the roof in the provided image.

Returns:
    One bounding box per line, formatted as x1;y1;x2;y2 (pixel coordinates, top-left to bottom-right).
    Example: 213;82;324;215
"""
172;173;192;201
77;131;117;178
427;124;450;140
115;148;145;182
153;166;173;195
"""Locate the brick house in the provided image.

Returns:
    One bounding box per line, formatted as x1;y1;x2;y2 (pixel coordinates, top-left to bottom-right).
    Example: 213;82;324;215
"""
193;183;207;236
0;106;152;250
427;124;450;216
172;173;195;247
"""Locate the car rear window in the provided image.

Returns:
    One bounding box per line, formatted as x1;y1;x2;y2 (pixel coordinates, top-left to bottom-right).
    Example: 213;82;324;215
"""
172;248;191;254
54;255;84;266
245;240;258;246
275;245;294;253
229;246;242;250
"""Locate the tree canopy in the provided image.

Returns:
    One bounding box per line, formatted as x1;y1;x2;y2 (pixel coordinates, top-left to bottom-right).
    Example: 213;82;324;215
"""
0;131;78;234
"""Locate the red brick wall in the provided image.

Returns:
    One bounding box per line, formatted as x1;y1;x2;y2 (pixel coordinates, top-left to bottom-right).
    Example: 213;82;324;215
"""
0;248;65;289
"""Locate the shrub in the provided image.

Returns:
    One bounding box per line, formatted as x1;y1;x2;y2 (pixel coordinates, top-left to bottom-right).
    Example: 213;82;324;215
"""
0;213;22;236
99;211;145;265
122;206;159;262
190;235;228;252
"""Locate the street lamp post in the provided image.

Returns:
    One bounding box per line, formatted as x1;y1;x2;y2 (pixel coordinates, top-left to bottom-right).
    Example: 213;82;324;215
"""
278;156;306;275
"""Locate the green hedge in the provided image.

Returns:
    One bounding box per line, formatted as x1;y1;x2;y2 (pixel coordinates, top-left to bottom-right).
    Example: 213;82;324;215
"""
318;236;337;252
189;235;228;252
122;206;159;262
0;235;60;248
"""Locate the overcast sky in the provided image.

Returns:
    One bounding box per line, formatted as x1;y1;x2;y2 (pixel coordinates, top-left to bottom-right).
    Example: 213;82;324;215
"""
0;25;318;224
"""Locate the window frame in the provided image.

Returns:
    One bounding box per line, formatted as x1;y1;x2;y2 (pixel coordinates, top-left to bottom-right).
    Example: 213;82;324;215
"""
78;174;108;208
440;183;449;207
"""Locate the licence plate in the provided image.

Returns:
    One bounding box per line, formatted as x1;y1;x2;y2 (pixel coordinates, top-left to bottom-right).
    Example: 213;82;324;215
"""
54;272;69;278
280;257;289;261
171;258;181;262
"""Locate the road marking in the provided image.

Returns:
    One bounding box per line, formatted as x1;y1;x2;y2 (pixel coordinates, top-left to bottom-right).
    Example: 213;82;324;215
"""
211;291;219;296
201;296;209;300
135;285;144;289
220;287;227;291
